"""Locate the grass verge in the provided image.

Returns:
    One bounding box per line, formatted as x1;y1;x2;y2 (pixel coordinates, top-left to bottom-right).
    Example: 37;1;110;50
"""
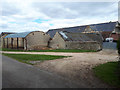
93;62;120;88
3;53;69;65
1;48;96;53
1;48;24;52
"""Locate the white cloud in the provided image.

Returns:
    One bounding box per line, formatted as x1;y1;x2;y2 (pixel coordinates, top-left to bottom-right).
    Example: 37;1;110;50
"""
0;0;118;33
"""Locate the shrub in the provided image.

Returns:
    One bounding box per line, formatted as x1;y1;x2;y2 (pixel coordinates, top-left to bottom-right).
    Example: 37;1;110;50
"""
117;38;120;55
117;38;120;82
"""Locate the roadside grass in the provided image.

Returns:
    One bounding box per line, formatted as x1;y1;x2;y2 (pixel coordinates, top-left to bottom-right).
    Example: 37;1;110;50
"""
3;53;69;65
93;62;120;88
1;48;24;52
1;48;97;53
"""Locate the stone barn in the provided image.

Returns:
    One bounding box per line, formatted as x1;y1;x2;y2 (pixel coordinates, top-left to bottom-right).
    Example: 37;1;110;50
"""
3;31;50;50
49;31;103;51
47;21;119;41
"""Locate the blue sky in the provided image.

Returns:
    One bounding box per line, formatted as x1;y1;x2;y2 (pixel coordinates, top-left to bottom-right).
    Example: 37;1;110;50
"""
33;19;50;23
0;0;119;33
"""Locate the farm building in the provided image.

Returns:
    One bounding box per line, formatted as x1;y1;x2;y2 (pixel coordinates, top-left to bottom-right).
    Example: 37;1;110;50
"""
49;31;103;51
3;31;50;50
109;22;120;41
47;21;120;41
0;32;16;48
110;33;120;41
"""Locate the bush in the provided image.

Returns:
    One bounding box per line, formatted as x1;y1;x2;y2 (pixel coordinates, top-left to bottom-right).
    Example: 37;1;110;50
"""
117;38;120;83
117;38;120;55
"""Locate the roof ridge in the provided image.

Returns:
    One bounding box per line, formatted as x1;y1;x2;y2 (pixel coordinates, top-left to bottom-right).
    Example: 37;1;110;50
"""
48;21;117;31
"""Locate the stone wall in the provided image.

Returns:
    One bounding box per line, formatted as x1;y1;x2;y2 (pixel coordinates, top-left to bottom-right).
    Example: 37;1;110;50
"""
65;41;102;51
26;31;50;50
49;32;66;49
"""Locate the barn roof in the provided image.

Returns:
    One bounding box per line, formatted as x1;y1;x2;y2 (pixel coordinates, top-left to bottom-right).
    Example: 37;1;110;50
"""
47;26;85;38
89;26;97;31
58;31;94;42
90;22;117;32
47;21;117;38
1;32;16;36
4;31;32;38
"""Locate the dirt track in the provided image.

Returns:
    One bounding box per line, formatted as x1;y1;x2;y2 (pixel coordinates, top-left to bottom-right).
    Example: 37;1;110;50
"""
1;50;119;88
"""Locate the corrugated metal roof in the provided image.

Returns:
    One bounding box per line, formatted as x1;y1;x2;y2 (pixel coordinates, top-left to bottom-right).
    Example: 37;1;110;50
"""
47;21;117;38
4;31;32;38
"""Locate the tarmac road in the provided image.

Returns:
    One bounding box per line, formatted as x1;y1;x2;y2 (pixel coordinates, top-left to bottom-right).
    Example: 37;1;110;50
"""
2;55;81;88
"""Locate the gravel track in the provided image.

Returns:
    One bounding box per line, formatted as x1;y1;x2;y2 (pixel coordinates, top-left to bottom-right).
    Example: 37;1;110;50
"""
1;50;119;88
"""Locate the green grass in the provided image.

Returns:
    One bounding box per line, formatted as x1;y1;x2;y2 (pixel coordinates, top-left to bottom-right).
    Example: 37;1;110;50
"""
1;48;96;53
1;48;24;52
3;53;68;65
93;62;120;87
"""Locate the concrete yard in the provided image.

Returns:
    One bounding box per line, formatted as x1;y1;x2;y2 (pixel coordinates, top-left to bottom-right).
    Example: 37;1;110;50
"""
1;49;119;88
